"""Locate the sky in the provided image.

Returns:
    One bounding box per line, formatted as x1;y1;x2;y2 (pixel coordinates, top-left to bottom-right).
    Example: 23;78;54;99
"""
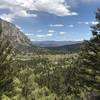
0;0;100;41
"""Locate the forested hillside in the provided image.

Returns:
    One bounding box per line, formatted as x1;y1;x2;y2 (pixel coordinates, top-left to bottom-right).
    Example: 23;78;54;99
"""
46;43;82;53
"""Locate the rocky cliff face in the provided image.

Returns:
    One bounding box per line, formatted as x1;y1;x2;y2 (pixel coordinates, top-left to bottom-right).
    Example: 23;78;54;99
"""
0;18;33;52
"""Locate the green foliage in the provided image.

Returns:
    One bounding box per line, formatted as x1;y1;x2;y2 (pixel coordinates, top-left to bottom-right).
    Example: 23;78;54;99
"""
77;9;100;91
0;26;14;99
67;9;100;99
9;53;78;100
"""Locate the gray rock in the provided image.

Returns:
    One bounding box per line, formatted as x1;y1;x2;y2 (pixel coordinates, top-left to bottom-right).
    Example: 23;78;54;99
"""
0;18;33;52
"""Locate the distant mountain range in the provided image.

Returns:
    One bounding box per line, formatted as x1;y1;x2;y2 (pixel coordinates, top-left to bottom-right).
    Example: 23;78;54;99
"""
32;41;83;52
32;41;82;47
46;43;82;53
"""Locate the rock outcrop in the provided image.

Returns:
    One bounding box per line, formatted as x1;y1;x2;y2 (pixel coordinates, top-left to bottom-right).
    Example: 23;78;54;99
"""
0;18;33;52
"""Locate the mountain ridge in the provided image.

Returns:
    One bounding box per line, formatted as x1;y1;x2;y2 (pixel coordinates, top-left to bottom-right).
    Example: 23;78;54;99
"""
32;41;82;47
46;43;82;53
0;18;34;52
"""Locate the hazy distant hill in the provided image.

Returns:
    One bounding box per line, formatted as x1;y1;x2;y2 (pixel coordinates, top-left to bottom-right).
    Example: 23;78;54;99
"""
32;41;82;47
32;41;82;53
46;43;82;53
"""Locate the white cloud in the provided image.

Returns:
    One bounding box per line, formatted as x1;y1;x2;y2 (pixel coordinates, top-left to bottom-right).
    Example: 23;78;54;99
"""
78;21;99;25
16;25;21;30
25;33;34;36
33;0;78;16
0;0;37;22
0;8;37;22
30;39;35;41
0;0;78;22
50;24;64;27
68;24;74;28
91;21;99;25
36;33;53;38
48;30;55;33
78;21;89;25
0;13;14;22
36;34;45;38
15;25;24;32
47;33;53;36
14;10;37;17
59;32;66;35
84;22;89;25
